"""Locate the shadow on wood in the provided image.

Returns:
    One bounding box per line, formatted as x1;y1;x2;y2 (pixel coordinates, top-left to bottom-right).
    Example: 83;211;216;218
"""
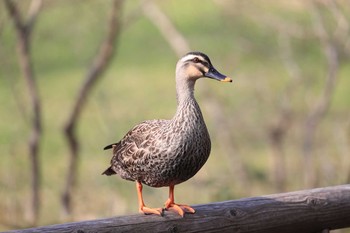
7;185;350;233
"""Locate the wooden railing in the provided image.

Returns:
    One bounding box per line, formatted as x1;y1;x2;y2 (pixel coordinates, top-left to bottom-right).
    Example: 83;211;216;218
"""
7;185;350;233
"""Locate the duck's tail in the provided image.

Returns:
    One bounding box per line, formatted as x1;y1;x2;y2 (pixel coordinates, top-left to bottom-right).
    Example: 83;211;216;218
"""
102;166;116;176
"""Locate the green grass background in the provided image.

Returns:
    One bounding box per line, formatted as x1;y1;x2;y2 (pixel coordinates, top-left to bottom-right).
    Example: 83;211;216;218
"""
1;0;350;230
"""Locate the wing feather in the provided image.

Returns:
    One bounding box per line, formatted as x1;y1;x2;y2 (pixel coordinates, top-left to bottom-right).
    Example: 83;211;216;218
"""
103;120;168;180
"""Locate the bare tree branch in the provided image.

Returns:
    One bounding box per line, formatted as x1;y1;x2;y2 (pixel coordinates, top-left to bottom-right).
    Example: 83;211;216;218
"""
4;0;42;226
203;92;249;195
303;2;339;187
267;32;302;192
330;1;350;57
141;0;190;57
26;0;42;31
62;0;124;218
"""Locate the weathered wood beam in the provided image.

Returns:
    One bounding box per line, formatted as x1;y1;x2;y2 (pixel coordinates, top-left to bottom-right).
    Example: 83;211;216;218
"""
7;185;350;233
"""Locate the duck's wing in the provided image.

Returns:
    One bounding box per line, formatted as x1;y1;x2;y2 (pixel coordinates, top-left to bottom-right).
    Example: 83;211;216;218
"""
102;120;168;177
104;119;167;151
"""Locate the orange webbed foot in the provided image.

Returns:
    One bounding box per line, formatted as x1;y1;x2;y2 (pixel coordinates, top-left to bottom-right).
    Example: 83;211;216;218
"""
164;199;195;217
164;185;195;217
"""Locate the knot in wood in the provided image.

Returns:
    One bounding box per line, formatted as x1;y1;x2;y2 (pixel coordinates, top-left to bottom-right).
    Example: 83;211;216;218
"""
226;208;244;219
168;225;179;233
306;196;327;209
229;209;238;217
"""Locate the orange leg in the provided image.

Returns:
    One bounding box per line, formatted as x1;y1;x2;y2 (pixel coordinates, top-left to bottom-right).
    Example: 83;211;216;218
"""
136;181;163;216
164;185;195;217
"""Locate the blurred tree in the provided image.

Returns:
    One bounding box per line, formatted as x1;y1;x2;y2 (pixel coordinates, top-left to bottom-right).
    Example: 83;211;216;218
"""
61;0;124;218
214;0;350;193
303;1;345;187
268;32;300;192
141;0;189;57
4;0;43;225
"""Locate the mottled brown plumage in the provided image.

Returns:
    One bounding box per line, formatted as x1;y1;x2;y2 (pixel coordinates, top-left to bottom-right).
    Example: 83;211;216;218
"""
103;51;232;216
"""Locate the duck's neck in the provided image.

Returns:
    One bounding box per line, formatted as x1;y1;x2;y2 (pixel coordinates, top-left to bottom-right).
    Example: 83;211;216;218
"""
176;78;195;105
173;78;204;123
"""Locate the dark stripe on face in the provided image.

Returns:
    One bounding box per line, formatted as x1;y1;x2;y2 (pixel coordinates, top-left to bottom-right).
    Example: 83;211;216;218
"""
185;51;212;65
197;59;209;69
183;57;210;68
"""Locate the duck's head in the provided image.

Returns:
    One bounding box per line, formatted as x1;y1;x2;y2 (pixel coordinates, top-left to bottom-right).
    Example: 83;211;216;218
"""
176;51;232;83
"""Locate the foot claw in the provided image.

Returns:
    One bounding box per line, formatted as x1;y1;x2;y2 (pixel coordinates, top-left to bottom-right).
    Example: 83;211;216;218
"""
165;203;195;217
139;206;163;216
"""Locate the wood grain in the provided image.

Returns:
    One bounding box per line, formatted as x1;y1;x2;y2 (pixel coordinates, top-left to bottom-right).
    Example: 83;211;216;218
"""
7;185;350;233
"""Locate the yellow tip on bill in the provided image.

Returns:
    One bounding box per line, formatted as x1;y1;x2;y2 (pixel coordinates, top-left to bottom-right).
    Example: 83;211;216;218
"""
221;77;232;83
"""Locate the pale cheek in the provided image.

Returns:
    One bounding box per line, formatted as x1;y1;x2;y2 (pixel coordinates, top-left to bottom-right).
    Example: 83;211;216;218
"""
187;66;203;78
203;67;209;73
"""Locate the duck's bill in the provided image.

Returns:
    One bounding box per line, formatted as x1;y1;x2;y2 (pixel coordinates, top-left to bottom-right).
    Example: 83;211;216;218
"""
205;67;232;82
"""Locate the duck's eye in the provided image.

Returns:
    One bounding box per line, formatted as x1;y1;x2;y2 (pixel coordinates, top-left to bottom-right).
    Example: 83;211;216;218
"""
192;57;200;63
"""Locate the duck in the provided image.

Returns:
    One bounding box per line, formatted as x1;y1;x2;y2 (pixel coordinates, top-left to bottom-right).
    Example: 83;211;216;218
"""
103;51;232;217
